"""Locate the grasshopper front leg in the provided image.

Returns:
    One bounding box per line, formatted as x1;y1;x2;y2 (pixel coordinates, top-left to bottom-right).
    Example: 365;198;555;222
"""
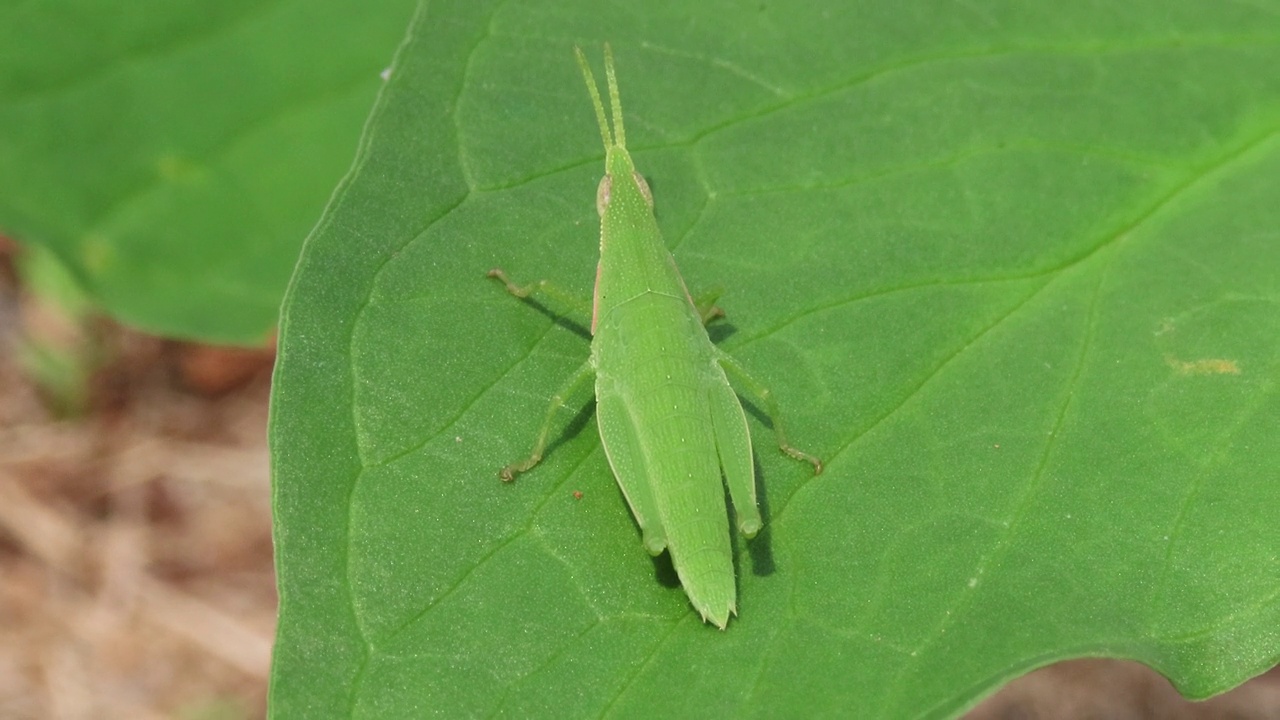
487;268;592;320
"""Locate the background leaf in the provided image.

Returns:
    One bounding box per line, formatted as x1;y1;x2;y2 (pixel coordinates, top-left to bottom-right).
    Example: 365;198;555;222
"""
270;1;1280;717
0;0;415;343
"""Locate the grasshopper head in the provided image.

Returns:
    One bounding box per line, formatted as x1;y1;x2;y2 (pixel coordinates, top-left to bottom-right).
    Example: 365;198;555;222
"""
576;45;654;218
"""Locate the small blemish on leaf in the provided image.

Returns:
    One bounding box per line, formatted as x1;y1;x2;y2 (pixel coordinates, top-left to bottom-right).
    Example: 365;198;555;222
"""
1165;355;1241;376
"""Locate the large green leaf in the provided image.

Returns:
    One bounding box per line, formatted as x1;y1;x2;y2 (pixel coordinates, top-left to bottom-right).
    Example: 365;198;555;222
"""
270;1;1280;717
0;0;415;343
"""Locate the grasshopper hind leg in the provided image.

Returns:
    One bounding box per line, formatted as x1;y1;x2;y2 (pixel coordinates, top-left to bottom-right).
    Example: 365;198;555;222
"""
708;378;762;537
595;391;668;555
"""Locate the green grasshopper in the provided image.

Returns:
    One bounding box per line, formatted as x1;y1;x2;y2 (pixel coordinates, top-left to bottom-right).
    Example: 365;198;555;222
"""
489;45;822;629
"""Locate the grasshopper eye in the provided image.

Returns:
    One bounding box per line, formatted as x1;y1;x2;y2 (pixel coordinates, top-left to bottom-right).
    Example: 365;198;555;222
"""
596;175;611;217
633;172;653;208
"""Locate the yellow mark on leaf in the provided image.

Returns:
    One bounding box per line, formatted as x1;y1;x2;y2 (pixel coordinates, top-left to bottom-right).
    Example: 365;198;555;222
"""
1165;355;1241;376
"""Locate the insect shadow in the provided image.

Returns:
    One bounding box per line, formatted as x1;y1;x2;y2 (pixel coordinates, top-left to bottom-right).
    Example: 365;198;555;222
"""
511;296;594;342
704;318;737;345
743;452;775;577
649;545;681;589
539;397;596;467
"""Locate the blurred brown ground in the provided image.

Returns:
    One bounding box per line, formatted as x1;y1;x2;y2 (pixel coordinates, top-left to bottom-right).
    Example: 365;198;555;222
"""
1;240;276;719
0;242;1275;718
